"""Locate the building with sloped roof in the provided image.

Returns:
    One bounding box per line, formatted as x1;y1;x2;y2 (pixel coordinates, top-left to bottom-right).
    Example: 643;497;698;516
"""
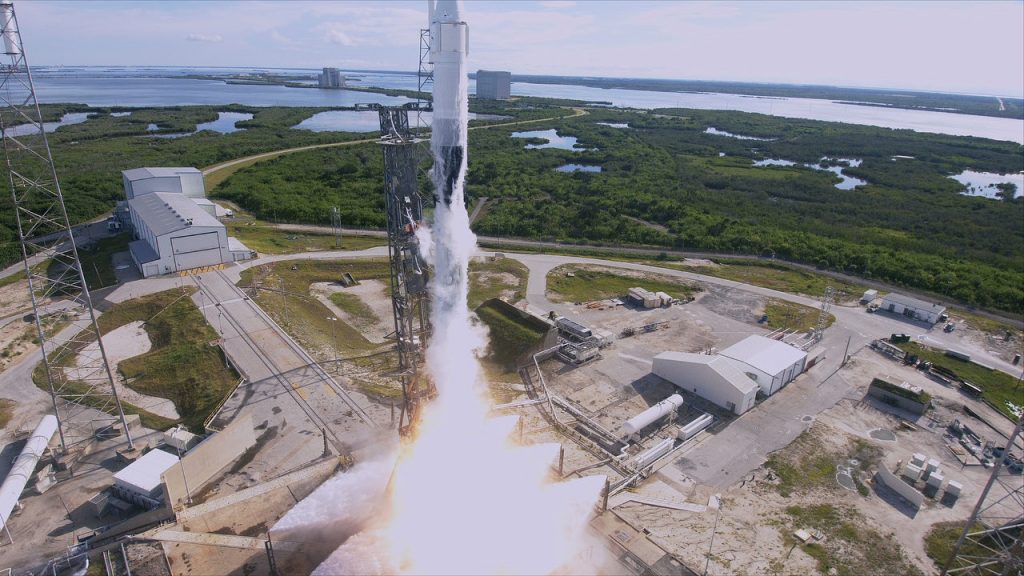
122;167;204;199
719;335;807;396
653;351;758;415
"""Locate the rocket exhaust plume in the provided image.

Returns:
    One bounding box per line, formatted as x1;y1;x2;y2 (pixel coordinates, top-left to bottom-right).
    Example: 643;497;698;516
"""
300;2;607;573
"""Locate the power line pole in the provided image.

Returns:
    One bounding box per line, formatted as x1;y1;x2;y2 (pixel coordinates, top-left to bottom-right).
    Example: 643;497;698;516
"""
0;1;132;451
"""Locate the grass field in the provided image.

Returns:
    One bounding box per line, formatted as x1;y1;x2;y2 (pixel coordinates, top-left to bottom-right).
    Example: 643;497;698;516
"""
468;256;529;309
0;398;13;429
546;264;698;303
329;292;380;326
782;504;923;576
896;342;1021;419
763;299;834;332
77;233;131;289
657;258;869;301
226;223;386;255
99;288;239;432
239;259;390;359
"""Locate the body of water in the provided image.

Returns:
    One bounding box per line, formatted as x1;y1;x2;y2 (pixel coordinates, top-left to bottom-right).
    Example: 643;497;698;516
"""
753;157;867;190
950;170;1024;199
31;75;413;108
294;110;505;132
3;112;89;137
555;164;602;173
512;128;589;151
24;67;1024;143
596;122;630;129
145;111;254;139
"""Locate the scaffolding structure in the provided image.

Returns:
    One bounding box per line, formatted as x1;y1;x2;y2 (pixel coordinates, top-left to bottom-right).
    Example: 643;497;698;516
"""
942;417;1023;576
0;1;132;450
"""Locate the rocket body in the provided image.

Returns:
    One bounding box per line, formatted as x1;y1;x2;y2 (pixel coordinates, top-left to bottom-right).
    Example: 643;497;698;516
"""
428;0;468;207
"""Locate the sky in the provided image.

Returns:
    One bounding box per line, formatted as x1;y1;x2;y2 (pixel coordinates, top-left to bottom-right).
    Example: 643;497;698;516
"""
15;0;1024;97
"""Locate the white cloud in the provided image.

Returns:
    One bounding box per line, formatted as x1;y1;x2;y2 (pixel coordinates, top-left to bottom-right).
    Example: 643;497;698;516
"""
186;33;223;43
327;29;356;47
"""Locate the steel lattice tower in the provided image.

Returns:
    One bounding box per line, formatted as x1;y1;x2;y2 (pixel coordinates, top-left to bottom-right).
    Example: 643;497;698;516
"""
813;285;836;341
942;417;1023;576
0;1;132;451
375;106;433;436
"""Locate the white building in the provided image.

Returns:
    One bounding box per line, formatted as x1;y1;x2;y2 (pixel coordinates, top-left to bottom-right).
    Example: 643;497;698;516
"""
122;167;253;277
653;352;758;415
476;70;511;100
128;192;246;277
880;293;946;324
113;448;179;509
720;335;807;396
122;167;205;200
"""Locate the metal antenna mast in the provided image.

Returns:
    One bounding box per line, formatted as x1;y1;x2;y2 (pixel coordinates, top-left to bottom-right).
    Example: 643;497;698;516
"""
0;1;132;451
941;417;1023;576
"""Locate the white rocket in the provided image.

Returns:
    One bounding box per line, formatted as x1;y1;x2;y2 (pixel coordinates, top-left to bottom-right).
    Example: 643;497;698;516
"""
427;0;468;207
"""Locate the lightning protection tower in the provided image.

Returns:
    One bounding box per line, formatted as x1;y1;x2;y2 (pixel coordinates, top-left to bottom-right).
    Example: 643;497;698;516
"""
0;1;132;450
941;416;1023;576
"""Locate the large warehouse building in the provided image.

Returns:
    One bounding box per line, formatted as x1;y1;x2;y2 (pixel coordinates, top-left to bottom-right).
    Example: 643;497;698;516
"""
720;335;807;396
123;167;252;277
880;293;946;324
476;70;511;100
653;352;758;415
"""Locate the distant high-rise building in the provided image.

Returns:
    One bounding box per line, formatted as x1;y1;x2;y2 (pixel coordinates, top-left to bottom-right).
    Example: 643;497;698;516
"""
319;67;345;89
475;70;511;100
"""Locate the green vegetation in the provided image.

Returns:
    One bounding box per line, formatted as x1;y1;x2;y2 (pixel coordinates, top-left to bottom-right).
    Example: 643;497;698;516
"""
763;299;833;332
5;100;1022;317
329;292;380;326
948;307;1023;340
547;264;697;303
784;504;924;576
896;342;1020;419
31;288;235;431
765;439;836;498
98;288;239;431
475;299;549;368
0;398;13;429
209;105;1023;315
0;269;26;288
923;521;1005;573
659;258;869;301
467;256;529;309
225;223;385;255
238;259;390;358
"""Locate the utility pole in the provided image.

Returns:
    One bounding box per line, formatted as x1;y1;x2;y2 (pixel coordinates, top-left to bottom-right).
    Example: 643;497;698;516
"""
0;1;132;451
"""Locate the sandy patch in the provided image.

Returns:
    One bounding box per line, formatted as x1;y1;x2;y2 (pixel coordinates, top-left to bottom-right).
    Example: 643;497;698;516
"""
311;280;393;344
472;270;520;302
67;321;180;420
0;278;33;319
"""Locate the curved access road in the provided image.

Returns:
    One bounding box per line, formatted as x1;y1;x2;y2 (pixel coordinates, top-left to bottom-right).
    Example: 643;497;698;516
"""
200;107;588;189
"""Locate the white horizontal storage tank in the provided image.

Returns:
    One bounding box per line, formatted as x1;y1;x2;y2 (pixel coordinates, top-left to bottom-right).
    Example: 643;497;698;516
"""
0;415;58;526
678;413;714;441
633;438;675;469
622;394;683;437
